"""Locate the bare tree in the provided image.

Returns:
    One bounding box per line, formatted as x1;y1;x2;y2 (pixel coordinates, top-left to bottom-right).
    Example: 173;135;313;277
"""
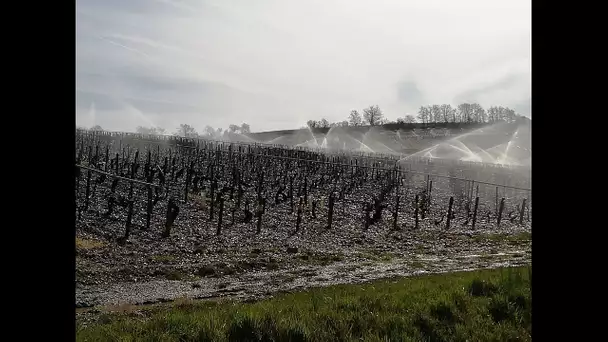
363;105;383;126
431;105;442;123
203;125;215;137
450;106;458;122
319;118;330;128
176;124;198;138
348;110;362;126
439;104;453;123
499;106;507;121
240;123;251;134
470;103;486;123
487;106;498;122
228;124;240;133
417;106;430;124
330;120;349;127
504;107;516;122
403;115;416;123
457;103;473;123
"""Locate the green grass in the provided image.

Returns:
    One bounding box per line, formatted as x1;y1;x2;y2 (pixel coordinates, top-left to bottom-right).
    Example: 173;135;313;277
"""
76;237;106;250
297;250;345;266
356;250;395;263
473;231;531;244
77;266;531;342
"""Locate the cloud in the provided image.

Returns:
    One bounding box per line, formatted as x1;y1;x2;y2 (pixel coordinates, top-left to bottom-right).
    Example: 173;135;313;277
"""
453;72;530;109
76;0;531;132
512;98;531;117
395;81;428;110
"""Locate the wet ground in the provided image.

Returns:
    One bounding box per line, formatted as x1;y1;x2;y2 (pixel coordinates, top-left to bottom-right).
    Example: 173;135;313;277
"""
76;213;531;325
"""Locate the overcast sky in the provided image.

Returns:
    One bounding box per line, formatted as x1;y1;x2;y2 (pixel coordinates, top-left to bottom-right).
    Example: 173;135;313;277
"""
76;0;531;133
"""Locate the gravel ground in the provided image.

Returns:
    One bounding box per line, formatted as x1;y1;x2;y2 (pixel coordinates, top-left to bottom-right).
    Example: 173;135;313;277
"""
76;206;531;318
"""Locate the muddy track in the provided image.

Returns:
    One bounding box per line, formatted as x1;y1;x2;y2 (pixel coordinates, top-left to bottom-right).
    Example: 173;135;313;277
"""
76;221;531;312
76;251;530;308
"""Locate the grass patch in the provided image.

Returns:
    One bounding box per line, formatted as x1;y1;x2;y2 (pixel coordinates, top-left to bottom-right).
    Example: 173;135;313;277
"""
410;260;425;269
357;250;395;263
77;266;531;342
473;231;531;244
76;237;106;250
298;251;345;266
479;253;498;261
165;270;185;281
155;269;198;281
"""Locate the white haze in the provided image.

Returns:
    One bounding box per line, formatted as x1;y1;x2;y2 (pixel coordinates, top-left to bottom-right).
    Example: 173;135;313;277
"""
76;0;531;132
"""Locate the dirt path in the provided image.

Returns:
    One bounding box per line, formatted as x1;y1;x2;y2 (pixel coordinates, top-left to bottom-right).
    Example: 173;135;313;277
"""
76;244;530;308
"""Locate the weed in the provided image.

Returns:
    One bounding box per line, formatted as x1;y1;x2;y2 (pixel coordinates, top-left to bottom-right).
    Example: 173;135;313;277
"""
76;237;106;250
77;266;532;342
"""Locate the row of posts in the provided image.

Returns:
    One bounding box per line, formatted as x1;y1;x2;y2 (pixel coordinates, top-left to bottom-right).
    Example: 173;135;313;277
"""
77;141;530;238
78;175;528;241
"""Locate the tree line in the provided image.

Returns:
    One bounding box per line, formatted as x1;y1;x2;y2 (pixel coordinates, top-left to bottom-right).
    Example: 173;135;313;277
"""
306;103;524;128
78;122;251;139
78;102;525;135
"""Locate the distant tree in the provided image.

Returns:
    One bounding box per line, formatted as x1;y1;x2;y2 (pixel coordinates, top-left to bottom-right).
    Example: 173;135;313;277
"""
457;103;473;123
504;107;516;122
136;126;150;134
450;106;458;122
216;128;223;136
176;124;198;138
417;106;430;124
136;126;166;135
319;118;330;128
330;120;349;127
306;120;318;129
90;125;104;131
431;105;442;123
498;106;507;121
240;123;251;134
470;103;486;123
439;104;453;123
403;115;416;123
200;125;215;138
487;106;498;122
228;124;240;133
363;105;383;126
348;110;362;126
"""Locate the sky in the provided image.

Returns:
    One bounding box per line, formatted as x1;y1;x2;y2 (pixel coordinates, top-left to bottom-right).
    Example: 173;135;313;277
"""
76;0;531;133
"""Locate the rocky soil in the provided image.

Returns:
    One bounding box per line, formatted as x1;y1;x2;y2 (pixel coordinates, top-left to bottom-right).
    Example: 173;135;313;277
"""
76;203;531;326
